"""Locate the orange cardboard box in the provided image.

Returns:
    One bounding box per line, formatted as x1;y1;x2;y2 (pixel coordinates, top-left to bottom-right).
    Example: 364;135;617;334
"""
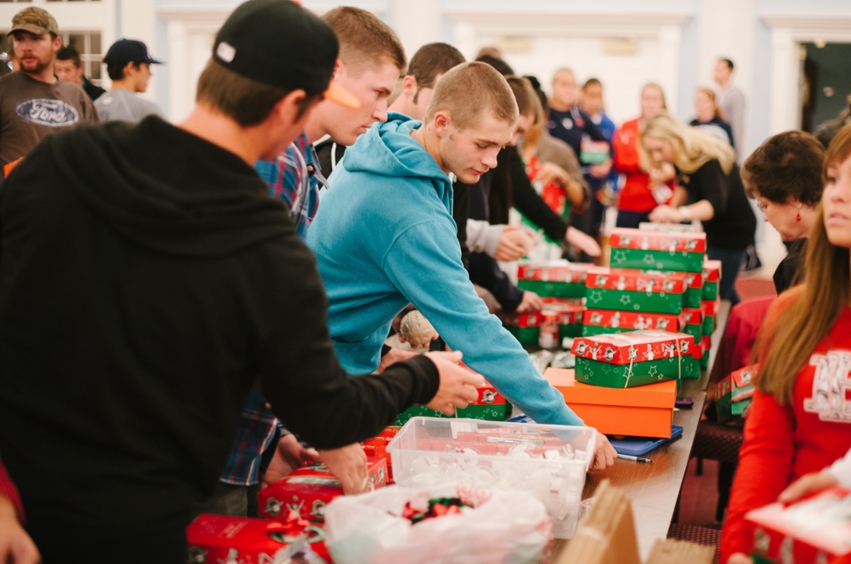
544;367;675;438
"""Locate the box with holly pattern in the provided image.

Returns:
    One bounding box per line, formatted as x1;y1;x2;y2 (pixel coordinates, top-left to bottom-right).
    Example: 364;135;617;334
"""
586;267;686;315
517;260;592;298
610;228;706;273
582;309;680;337
571;331;698;387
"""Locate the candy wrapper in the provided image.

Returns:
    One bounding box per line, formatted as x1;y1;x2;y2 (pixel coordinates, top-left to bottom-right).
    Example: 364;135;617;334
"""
715;365;755;422
746;487;851;564
610;228;706;273
325;482;552;564
571;331;698;387
586;267;686;315
186;514;327;564
517;260;592;299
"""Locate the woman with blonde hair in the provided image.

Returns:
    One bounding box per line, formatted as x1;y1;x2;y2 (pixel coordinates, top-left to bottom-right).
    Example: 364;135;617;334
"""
643;111;756;304
721;125;851;564
690;88;735;147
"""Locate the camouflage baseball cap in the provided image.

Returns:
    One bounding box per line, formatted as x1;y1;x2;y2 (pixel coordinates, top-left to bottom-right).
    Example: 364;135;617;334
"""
10;7;59;36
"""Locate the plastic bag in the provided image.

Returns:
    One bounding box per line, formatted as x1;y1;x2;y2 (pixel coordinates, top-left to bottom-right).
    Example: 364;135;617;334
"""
325;482;552;564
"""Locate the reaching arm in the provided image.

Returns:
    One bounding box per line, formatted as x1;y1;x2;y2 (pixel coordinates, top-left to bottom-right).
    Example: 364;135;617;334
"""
382;219;583;426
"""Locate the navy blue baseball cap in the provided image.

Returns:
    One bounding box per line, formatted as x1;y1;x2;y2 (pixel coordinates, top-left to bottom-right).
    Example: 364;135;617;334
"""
103;39;163;66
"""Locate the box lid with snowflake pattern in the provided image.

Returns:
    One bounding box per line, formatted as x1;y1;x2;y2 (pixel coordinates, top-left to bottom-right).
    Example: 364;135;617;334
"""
571;331;695;365
586;267;687;293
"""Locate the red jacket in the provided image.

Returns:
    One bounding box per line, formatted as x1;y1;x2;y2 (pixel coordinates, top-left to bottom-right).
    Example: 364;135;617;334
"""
720;288;851;562
0;459;23;522
612;118;659;212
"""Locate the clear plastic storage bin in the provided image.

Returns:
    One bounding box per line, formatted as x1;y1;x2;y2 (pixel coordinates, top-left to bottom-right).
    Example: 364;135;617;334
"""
387;417;597;539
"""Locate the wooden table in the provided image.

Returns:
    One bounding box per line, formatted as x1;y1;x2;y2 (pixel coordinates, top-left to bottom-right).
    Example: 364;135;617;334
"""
553;301;731;559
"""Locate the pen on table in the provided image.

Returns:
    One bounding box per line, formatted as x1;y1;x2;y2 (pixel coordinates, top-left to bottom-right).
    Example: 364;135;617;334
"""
618;454;653;463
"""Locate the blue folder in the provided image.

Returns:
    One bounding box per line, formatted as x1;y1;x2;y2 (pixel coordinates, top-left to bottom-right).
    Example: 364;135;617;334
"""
608;425;684;456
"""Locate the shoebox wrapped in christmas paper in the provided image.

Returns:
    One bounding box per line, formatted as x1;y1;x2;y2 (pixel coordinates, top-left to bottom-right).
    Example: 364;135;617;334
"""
702;260;722;300
700;335;711;370
586;267;687;315
701;298;722;336
394;380;509;426
682;271;704;309
517;260;592;298
542;297;585;339
259;459;387;525
716;365;756;423
680;307;703;352
501;311;542;346
639;222;700;234
609;228;706;273
362;427;399;483
582;309;680;337
186;514;328;564
746;487;851;564
571;331;698;388
544;368;675;438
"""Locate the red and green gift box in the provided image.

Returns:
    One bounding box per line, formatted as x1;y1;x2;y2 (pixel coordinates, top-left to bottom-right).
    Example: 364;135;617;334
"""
393;380;509;425
571;331;698;388
517;260;592;298
746;487;851;564
610;228;706;273
716;365;755;422
542;297;585;338
702;259;722;300
682;271;704;308
187;514;329;564
586;267;686;315
582;309;680;337
700;335;711;369
701;298;721;336
259;459;388;525
680;307;703;352
501;311;541;345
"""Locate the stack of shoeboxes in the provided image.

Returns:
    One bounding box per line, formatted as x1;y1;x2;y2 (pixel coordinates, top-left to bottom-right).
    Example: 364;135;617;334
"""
503;261;590;346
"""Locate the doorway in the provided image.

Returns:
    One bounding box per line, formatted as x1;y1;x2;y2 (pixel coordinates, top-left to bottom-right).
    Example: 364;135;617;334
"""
800;42;851;133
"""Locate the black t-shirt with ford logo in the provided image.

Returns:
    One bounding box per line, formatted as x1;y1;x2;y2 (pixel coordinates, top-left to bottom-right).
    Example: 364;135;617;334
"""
0;71;99;169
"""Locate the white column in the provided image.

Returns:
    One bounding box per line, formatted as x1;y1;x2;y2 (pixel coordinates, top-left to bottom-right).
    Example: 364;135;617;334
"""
391;0;441;61
658;25;682;117
167;19;190;123
768;26;796;135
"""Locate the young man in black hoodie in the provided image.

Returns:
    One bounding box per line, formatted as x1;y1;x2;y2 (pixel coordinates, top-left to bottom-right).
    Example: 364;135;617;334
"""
0;1;481;561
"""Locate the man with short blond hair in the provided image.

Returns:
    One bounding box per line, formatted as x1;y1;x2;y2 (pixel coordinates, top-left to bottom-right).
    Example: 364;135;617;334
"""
307;62;616;468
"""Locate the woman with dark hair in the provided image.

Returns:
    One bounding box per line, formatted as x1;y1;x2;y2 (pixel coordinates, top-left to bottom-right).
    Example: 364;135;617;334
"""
741;131;825;293
721;125;851;564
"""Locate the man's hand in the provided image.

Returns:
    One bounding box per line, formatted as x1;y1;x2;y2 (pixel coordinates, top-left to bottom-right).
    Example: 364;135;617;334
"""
565;227;601;257
648;205;683;224
261;433;320;488
515;291;543;313
588;160;612;179
727;554;753;564
591;434;617;470
778;471;839;504
423;351;483;415
494;226;535;262
0;496;39;564
318;444;368;495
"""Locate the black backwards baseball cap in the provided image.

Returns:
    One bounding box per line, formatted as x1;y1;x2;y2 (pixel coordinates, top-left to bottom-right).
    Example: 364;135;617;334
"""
103;39;163;66
213;0;359;109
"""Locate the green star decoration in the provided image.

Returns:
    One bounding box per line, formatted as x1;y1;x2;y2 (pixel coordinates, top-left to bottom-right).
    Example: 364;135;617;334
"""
590;291;603;303
633;304;641;311
614;250;627;263
648;365;658;377
619;294;631;305
643;254;655;266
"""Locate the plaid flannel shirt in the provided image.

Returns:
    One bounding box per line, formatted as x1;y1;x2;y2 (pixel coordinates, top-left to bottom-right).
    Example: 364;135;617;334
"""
219;132;328;486
254;130;328;240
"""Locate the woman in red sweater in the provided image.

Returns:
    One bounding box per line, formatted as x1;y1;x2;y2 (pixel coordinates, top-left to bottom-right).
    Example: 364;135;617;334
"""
722;125;851;563
612;83;676;228
0;459;39;563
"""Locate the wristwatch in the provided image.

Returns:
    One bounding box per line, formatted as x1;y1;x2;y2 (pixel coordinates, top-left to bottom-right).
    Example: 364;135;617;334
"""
678;206;691;220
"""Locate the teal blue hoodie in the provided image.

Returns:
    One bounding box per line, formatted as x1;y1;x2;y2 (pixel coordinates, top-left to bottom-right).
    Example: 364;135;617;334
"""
306;114;582;426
